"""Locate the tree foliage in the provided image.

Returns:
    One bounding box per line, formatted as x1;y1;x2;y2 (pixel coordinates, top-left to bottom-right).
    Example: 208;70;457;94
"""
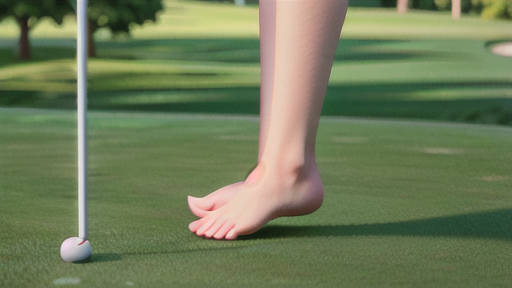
386;0;511;20
381;0;398;8
86;0;163;57
88;0;163;34
0;0;73;59
0;0;163;59
434;0;466;12
0;0;71;23
472;0;512;20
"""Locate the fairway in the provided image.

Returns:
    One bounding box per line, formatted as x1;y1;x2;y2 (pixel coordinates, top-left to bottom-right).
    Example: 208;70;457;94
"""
1;108;511;287
1;1;511;125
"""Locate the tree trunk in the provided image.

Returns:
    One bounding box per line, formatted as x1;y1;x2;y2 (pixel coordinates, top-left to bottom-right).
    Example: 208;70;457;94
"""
88;20;96;58
452;0;461;19
397;0;408;14
17;16;30;60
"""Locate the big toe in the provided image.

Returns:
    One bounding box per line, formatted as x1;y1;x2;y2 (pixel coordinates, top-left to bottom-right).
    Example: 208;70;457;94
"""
188;196;209;218
190;195;216;210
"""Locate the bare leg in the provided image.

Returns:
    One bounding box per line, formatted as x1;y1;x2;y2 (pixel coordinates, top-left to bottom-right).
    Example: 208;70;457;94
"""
257;0;276;161
187;1;277;216
189;0;348;239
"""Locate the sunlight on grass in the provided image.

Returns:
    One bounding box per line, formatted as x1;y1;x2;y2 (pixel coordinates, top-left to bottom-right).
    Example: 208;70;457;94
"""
329;59;511;88
0;60;74;80
131;1;260;39
0;58;259;92
408;87;512;101
93;91;230;105
343;8;512;40
87;59;259;91
0;60;76;92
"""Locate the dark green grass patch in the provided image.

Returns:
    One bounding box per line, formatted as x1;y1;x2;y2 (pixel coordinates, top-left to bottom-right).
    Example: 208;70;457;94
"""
1;37;511;125
1;108;511;287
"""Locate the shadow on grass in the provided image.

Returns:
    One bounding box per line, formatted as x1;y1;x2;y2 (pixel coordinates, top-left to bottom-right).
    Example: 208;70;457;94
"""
77;210;511;260
240;208;512;242
0;38;447;66
0;47;76;68
96;38;443;63
89;253;123;263
2;81;510;125
65;253;122;264
81;81;510;125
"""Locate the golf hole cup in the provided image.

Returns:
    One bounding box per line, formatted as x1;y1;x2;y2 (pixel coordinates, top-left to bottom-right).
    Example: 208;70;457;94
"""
60;237;91;262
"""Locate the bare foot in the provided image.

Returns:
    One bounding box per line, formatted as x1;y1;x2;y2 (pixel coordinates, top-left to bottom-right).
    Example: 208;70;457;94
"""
188;165;257;217
188;161;324;240
188;182;242;217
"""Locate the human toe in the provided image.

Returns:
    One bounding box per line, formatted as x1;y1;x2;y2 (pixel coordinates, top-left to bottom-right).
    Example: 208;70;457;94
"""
188;196;209;218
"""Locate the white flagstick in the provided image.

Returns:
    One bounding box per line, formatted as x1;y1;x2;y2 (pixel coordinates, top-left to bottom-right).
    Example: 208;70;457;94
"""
77;0;88;241
60;0;92;262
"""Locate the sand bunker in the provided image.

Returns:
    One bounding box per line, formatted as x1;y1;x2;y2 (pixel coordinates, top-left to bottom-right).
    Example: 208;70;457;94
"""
491;42;512;57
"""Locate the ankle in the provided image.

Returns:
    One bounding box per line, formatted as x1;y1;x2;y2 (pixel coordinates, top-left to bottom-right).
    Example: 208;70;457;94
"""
258;156;317;183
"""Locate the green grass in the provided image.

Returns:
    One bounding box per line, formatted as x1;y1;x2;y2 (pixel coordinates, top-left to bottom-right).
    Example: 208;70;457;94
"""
1;1;511;40
2;3;512;287
1;37;510;124
0;1;511;125
1;107;511;287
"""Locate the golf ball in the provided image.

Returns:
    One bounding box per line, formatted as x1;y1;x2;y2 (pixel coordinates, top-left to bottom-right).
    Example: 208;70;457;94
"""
60;237;91;262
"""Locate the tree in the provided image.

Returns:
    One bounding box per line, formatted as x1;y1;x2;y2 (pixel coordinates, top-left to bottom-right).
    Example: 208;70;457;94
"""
86;0;163;57
0;0;73;60
397;0;408;13
473;0;512;20
381;0;398;7
452;0;461;19
434;0;473;18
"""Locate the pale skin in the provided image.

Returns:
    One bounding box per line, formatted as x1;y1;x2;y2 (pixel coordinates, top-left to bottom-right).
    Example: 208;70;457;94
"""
188;0;349;240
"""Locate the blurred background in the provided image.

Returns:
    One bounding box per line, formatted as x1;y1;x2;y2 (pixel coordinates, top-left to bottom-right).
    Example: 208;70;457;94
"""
1;0;511;125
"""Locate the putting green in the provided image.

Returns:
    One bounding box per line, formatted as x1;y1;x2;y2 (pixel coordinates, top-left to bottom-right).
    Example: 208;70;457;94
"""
1;108;511;287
